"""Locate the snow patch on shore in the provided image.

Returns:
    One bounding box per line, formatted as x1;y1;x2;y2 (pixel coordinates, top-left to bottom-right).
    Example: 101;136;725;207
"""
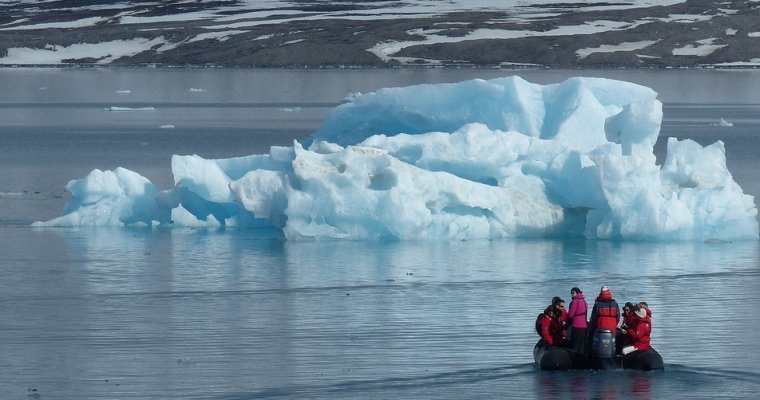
716;58;760;67
0;37;174;65
672;38;727;56
369;20;645;62
576;40;659;59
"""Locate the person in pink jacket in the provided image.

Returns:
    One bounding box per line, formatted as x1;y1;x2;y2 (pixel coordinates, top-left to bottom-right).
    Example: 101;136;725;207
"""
566;287;588;355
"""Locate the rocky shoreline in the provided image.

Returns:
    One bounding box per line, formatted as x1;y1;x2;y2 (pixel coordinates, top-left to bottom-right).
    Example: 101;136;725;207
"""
1;0;759;68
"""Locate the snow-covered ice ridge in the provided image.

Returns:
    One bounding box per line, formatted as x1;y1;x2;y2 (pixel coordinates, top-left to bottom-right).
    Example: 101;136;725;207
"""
1;0;759;67
35;76;759;242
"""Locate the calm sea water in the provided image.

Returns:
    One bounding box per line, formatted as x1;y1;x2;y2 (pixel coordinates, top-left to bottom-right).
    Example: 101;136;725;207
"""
1;68;759;399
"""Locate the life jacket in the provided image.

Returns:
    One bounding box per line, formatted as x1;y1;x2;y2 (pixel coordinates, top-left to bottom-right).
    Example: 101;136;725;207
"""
595;300;619;331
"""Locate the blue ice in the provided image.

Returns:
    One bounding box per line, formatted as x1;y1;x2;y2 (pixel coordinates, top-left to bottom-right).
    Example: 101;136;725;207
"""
35;76;759;241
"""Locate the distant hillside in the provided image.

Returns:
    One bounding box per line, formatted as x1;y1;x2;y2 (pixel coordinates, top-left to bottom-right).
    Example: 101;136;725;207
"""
1;0;759;68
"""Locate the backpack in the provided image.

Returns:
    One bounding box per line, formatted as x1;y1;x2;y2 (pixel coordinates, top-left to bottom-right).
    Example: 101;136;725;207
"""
535;313;544;336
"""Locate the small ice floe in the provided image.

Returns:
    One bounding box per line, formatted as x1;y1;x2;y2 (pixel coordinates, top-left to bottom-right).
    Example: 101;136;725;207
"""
159;124;175;129
116;90;131;94
712;117;734;127
278;107;302;112
104;106;155;111
189;88;206;92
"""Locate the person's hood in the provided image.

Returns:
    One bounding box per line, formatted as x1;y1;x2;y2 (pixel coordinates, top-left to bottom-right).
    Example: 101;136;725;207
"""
598;290;612;301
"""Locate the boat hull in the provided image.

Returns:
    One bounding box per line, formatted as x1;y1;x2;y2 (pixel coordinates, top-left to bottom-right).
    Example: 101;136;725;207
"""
533;340;577;371
621;348;664;371
533;340;664;371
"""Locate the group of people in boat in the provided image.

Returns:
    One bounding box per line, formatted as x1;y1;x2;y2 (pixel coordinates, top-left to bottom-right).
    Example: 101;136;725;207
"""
536;286;652;358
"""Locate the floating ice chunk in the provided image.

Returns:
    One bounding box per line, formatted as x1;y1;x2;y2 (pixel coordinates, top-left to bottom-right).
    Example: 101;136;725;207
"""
105;106;155;111
713;117;734;127
36;76;758;241
33;168;169;227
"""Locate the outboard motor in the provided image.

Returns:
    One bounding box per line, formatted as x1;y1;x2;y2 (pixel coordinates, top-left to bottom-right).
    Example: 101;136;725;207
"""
591;329;616;369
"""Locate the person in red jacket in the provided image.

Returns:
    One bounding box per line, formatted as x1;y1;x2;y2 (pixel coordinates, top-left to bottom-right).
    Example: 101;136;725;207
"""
539;306;557;346
621;302;636;329
590;286;620;334
552;296;569;331
552;297;569;345
638;301;652;327
625;306;652;352
587;286;620;357
616;302;636;354
538;304;569;347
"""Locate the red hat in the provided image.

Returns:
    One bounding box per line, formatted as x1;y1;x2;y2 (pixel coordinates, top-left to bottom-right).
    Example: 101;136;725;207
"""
599;286;612;300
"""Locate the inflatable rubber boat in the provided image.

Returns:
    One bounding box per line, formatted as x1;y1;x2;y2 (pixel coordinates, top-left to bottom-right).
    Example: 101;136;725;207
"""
533;333;664;371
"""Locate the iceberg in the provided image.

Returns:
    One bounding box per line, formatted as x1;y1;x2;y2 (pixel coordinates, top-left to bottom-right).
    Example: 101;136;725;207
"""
34;76;759;241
